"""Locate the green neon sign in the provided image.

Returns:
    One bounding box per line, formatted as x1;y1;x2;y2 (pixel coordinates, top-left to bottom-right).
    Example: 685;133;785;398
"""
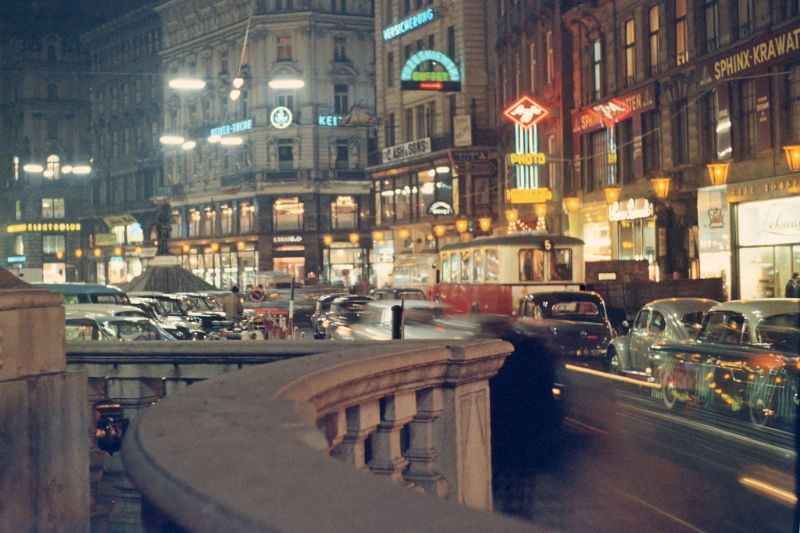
400;50;462;91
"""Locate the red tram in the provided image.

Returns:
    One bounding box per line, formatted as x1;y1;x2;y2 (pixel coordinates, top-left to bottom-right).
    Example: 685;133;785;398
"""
432;232;585;315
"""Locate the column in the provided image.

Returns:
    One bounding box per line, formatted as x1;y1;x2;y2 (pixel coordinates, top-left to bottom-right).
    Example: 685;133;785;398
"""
330;401;380;470
403;387;449;497
368;391;417;481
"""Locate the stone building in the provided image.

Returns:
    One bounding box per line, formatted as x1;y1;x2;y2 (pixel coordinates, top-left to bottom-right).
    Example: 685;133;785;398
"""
156;0;376;288
0;2;93;282
559;0;800;294
81;2;165;285
367;0;498;288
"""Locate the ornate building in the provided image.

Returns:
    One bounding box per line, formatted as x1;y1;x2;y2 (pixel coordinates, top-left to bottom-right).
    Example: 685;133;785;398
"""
156;0;376;288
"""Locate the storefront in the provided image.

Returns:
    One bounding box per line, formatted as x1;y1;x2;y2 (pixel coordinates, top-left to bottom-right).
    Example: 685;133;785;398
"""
735;195;800;299
273;234;306;281
609;198;658;279
323;242;366;287
697;186;732;295
578;201;612;262
179;241;259;289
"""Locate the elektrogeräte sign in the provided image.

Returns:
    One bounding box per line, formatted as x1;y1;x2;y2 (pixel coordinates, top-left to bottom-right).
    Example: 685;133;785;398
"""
400;50;461;91
383;8;436;41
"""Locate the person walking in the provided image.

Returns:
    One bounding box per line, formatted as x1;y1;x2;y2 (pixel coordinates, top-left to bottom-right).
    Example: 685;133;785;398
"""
223;285;244;321
786;273;800;298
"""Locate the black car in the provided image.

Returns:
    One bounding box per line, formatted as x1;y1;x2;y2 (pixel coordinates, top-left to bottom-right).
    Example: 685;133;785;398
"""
325;295;374;339
310;292;348;339
513;291;615;363
369;287;428;301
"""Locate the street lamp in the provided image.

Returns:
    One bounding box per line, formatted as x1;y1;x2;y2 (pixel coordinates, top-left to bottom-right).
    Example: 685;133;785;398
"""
783;145;800;172
372;230;385;243
168;78;207;90
706;162;730;186
455;218;469;233
478;217;492;233
22;163;44;173
603;185;622;205
433;224;446;238
562;195;582;214
349;232;360;245
323;234;334;246
72;164;92;175
651;176;672;200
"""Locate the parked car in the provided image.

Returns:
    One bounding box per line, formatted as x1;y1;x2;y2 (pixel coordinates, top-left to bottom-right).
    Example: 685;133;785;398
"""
128;292;204;339
65;315;117;341
311;292;348;339
339;300;474;341
65;303;147;319
512;291;615;363
648;299;800;427
36;282;130;305
369;287;428;301
99;316;176;341
608;298;718;375
325;295;374;339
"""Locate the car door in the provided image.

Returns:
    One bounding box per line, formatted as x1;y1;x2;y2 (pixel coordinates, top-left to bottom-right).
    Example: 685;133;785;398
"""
640;309;668;368
628;309;652;371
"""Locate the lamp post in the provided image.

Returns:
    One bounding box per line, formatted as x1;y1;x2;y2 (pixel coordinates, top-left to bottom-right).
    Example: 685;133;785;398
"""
651;176;672;200
783;145;800;172
603;185;622;205
706;161;730;186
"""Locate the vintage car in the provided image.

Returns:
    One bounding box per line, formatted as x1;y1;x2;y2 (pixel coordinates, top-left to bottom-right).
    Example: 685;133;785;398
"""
310;292;348;339
338;300;476;341
648;299;800;427
368;287;428;302
512;291;615;362
37;282;130;305
325;295;374;340
608;298;718;375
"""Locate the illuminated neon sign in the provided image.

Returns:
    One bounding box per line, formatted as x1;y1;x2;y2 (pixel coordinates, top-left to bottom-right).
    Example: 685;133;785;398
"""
591;99;631;127
6;222;82;233
209;118;254;137
502;96;550;192
318;115;341;127
400;50;461;91
383;8;436;41
507;153;547;165
503;96;549;129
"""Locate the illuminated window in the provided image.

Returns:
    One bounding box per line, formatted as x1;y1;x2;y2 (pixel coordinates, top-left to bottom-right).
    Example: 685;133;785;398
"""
591;38;604;101
220;205;233;234
647;5;660;75
239;203;255;233
170;210;182;238
204;208;217;236
43;235;65;254
518;249;544;282
15;200;22;221
274;197;304;231
485;249;499;281
41;197;65;219
14;236;24;256
331;195;357;229
623;19;636;86
675;0;688;65
188;209;201;237
12;156;19;181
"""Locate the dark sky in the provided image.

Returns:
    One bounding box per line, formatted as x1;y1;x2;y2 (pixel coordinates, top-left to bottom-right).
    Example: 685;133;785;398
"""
4;0;152;33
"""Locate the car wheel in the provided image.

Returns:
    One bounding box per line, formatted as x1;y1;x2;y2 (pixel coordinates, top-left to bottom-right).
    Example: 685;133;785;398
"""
607;347;620;373
661;368;685;412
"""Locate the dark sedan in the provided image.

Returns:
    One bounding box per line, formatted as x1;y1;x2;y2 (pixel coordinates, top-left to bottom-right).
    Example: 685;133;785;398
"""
310;292;348;339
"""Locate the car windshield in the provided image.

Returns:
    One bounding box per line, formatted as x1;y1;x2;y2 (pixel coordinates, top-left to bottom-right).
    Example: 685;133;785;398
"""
542;300;604;322
183;296;213;312
681;311;706;336
65;322;98;341
157;298;186;315
106;321;161;341
756;313;800;354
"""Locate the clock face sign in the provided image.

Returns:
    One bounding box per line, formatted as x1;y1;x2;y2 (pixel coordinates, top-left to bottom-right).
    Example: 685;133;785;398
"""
270;106;293;129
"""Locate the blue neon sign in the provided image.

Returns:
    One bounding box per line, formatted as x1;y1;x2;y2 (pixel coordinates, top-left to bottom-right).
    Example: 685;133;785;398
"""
6;255;26;263
209;118;254;137
318;115;341;127
383;8;436;41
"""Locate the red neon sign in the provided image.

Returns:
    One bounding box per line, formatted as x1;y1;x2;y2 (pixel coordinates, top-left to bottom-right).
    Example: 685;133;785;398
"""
590;98;631;127
419;81;444;90
503;96;549;129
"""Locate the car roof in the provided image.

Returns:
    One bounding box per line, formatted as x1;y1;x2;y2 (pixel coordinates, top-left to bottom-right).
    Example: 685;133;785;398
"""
34;282;125;294
129;291;181;300
644;298;719;314
525;291;604;302
319;292;348;303
332;295;373;304
708;299;800;323
368;299;442;309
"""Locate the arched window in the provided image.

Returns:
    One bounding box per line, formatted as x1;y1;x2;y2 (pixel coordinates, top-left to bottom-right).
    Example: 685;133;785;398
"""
45;154;60;180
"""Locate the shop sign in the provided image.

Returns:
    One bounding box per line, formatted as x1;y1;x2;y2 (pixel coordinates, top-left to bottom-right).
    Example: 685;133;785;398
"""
318;115;341;127
274;235;303;244
608;198;654;221
103;214;137;228
701;23;800;84
209;118;254;137
737;196;800;247
95;233;119;246
451;150;489;162
383;7;436;41
270;107;293;129
503;96;549;129
507;153;546;165
506;187;552;204
572;84;656;134
400;50;461;91
6;255;26;263
382;137;431;163
6;222;82;233
453;114;472;147
428;201;454;216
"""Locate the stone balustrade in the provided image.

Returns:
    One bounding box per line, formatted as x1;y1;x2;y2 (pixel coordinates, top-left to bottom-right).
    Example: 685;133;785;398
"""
121;339;539;532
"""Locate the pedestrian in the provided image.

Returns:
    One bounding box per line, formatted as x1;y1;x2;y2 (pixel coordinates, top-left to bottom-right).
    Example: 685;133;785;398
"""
785;273;800;298
223;285;244;321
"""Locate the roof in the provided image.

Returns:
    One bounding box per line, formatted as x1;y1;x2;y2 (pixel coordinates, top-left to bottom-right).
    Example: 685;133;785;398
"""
524;290;604;303
709;299;800;322
125;265;214;293
440;232;584;252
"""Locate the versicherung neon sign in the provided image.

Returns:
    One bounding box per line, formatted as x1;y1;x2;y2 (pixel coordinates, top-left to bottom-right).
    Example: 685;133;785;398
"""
400;50;461;91
383;8;436;41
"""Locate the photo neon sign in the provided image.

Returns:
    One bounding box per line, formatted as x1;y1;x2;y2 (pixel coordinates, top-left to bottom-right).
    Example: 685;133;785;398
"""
503;96;549;194
400;50;462;91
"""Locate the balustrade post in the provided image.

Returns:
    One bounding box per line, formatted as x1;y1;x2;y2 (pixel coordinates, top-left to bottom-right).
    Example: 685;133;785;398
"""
330;401;380;469
403;387;449;497
368;391;416;480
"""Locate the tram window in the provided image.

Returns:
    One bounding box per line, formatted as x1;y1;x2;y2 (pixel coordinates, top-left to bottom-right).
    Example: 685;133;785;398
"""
473;249;483;282
519;249;544;282
549;249;573;281
485;248;499;281
441;253;450;282
461;250;472;282
450;253;461;282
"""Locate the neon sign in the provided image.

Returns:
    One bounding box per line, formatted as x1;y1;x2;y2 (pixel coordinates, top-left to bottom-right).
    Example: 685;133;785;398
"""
503;96;549;129
591;99;631;127
6;222;82;233
383;8;436;41
318;115;341;127
507;153;547;165
270;107;293;129
209;118;253;137
400;50;461;91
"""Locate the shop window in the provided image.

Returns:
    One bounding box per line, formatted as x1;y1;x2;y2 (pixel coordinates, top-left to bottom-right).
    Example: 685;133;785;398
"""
519;249;545;282
43;235;65;254
417;169;435;215
331;195;357;230
550;249;573;281
41;197;65;219
273;197;304;231
394;176;412;221
674;0;688;65
485;248;499;281
239;203;255;233
188;209;201;237
220;205;233;234
277;36;292;61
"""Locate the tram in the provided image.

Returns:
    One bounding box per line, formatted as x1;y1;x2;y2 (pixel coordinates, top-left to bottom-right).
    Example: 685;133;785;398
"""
432;232;585;315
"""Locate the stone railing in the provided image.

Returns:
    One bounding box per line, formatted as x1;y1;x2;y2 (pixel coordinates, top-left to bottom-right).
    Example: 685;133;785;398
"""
122;339;538;531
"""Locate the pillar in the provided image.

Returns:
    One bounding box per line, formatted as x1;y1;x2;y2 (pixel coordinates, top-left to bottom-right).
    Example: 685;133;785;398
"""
368;391;416;480
403;387;449;497
330;401;380;469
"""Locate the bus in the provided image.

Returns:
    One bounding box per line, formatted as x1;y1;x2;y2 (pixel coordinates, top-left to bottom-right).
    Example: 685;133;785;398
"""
433;232;585;315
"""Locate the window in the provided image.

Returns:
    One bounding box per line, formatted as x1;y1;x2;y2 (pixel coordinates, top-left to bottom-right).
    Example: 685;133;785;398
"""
276;92;294;111
41;198;65;219
47;83;57;100
485;249;499;281
634;310;650;330
647;5;660;75
15;200;22;220
14;236;24;256
473;249;483;282
385;113;396;147
546;31;554;84
43;235;65;255
618;119;634;183
46;154;60;179
274;197;304;231
47;119;59;141
203;208;216;236
334;37;347;61
334;84;349;115
12;156;19;181
447;26;456;59
672;98;689;165
331;0;346;12
700;91;718;161
585;130;608;192
170;210;182;238
736;0;754;39
449;253;461;282
675;0;688;65
514;51;521;97
278;139;294;169
787;65;800;143
416;105;426;138
547;135;557;188
519;249;545;282
335;140;349;169
277;36;292;61
331;195;357;229
698;311;746;344
387;52;395;87
735;80;757;158
550;249;573;281
642;110;661;174
404;109;413;142
623;19;636;86
461;250;472;282
239;203;254;234
220;205;233;234
649;311;666;333
591;38;604;101
529;42;536;92
703;0;719;53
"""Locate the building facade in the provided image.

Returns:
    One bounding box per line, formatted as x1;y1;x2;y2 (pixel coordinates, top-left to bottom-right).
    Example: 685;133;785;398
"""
0;3;93;282
156;0;376;288
559;0;800;296
81;2;165;285
368;0;498;288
